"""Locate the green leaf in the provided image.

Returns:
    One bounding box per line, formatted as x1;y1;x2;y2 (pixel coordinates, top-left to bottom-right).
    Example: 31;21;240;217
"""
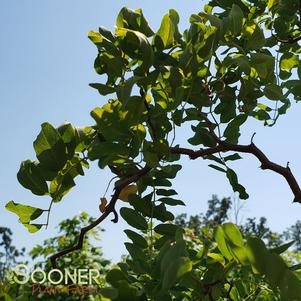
116;76;141;107
156;189;178;197
116;7;154;37
246;237;267;274
17;160;49;196
124;242;147;262
289;263;301;271
33;122;68;171
250;53;275;79
162;257;192;291
88;141;131;162
57;122;77;159
49;156;84;202
285;80;301;100
189;127;217;147
154;9;180;49
115;28;153;74
279;269;301;301
223;223;244;247
245;24;265;50
99;287;119;299
3;294;13;301
124;229;148;249
214;226;233;261
264;83;283;100
228;4;244;35
106;269;127;287
224;153;242;161
223;114;247;143
75;126;95;152
159;197;185;206
229;244;249;265
270;240;295;254
23;224;43;233
154;223;179;236
115;280;140;300
153;203;175;222
98;26;116;42
265;252;287;289
268;0;279;10
128;193;153;217
89;83;115;96
88;30;119;56
143;151;159;168
50;173;75;203
226;168;249;199
160;240;187;272
5;201;44;229
120;207;148;230
159;164;182;179
208;164;226;173
202;262;224;285
280;53;299;72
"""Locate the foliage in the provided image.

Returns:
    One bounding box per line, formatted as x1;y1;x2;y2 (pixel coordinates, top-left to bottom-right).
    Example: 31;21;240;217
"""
30;212;110;271
175;195;285;248
0;228;25;300
5;0;301;300
0;212;110;301
0;227;25;281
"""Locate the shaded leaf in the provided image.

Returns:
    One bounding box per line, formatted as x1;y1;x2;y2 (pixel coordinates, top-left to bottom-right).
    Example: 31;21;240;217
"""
154;223;179;236
33;122;67;171
120;207;148;230
124;229;148;249
89;83;115;96
17;160;49;196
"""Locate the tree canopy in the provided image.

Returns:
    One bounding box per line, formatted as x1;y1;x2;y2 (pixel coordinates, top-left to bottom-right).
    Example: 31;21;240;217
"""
5;0;301;300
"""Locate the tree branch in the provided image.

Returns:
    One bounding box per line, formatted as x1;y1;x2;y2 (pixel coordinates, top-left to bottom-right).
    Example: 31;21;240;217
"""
273;33;301;44
50;165;151;268
50;111;301;268
170;141;301;203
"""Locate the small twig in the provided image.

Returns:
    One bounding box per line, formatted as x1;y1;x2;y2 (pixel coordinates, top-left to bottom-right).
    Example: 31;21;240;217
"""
103;175;118;197
250;132;256;144
50;165;151;268
45;200;54;229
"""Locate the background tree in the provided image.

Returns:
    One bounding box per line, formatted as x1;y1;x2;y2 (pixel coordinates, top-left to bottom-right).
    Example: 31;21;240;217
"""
4;0;301;300
1;212;109;301
0;227;25;281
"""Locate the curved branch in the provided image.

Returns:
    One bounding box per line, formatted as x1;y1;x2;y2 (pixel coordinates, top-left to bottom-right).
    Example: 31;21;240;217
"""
170;141;301;203
272;32;301;44
50;165;151;268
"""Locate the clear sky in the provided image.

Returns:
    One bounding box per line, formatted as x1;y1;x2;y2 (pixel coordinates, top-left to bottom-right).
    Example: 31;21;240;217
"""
1;0;301;264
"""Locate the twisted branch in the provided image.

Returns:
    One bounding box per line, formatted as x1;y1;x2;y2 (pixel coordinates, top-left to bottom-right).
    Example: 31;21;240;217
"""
170;141;301;203
50;165;151;268
50;112;301;267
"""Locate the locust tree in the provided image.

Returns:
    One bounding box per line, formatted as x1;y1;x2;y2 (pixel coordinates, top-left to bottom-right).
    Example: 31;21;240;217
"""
5;0;301;300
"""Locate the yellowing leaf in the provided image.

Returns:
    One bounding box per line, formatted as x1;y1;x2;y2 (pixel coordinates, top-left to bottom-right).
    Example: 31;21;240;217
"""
119;185;138;202
99;197;107;213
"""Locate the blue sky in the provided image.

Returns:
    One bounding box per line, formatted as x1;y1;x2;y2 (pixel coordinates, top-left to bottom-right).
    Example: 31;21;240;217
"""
1;0;301;264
